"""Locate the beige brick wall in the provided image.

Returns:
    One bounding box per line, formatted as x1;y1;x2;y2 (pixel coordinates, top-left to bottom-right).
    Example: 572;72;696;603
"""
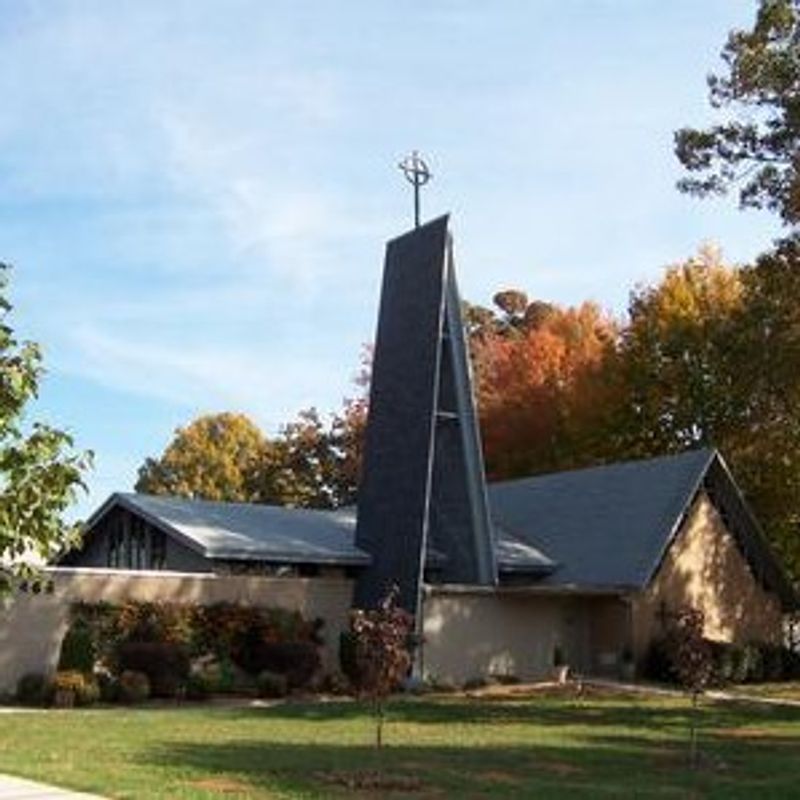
632;491;784;658
0;568;354;693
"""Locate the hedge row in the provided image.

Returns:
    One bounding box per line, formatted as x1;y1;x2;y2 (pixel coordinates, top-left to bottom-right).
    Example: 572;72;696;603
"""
644;637;800;686
44;600;325;702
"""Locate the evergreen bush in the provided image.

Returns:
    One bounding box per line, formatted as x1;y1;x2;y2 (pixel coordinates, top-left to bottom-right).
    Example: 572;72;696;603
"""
256;670;288;698
57;620;96;673
117;641;190;698
118;670;150;703
15;672;49;706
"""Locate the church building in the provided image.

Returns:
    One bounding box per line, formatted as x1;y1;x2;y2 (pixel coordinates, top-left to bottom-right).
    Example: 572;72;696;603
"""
60;216;796;683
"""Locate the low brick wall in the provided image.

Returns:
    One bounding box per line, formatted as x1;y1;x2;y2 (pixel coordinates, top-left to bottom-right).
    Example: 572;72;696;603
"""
0;567;355;693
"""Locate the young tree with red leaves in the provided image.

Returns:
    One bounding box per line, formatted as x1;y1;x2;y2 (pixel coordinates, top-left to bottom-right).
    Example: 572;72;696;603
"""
666;607;714;768
349;587;414;750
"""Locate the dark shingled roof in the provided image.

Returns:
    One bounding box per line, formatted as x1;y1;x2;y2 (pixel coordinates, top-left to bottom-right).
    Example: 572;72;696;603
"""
488;448;796;608
84;493;550;574
100;493;370;566
488;449;714;589
80;449;795;608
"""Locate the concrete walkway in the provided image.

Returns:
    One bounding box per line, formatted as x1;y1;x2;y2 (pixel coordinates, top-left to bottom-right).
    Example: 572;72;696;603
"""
0;775;105;799
585;677;800;708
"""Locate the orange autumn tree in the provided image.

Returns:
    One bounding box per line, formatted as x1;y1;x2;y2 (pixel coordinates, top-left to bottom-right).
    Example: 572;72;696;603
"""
469;294;620;480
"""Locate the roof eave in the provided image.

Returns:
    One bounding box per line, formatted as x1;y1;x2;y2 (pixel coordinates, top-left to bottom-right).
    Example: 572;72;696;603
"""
641;447;718;589
497;563;557;575
424;582;636;597
206;550;370;566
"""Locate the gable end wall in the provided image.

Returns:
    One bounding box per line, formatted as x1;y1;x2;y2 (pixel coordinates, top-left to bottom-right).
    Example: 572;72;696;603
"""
632;491;783;658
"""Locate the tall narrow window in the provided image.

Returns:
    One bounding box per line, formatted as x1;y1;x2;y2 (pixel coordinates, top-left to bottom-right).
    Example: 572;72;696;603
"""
130;517;146;570
107;516;124;568
150;530;167;570
106;520;117;568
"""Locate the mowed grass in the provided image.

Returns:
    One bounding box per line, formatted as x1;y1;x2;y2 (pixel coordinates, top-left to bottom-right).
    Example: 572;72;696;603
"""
0;690;799;799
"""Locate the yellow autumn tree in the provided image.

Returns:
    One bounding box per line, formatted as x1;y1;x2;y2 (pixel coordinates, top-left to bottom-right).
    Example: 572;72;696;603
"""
135;412;266;502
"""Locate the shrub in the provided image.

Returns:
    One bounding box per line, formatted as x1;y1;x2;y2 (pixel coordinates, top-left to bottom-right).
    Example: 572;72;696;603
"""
463;676;488;692
743;643;764;683
203;658;237;693
50;671;99;707
707;641;734;686
64;600;324;697
782;646;800;679
114;602;193;646
117;641;190;697
729;646;749;683
51;670;83;707
15;672;49;706
58;620;96;673
95;671;119;703
237;641;320;689
339;630;360;683
761;644;784;682
118;670;150;703
257;670;288;699
197;604;318;662
184;673;211;700
643;638;676;683
321;671;351;695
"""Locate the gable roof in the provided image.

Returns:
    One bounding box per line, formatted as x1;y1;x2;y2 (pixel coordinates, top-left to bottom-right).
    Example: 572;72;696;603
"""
488;449;714;589
82;492;551;574
87;493;370;566
488;448;796;608
79;449;795;608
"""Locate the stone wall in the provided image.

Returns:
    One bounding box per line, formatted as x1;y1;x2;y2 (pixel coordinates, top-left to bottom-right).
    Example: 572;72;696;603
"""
0;567;354;693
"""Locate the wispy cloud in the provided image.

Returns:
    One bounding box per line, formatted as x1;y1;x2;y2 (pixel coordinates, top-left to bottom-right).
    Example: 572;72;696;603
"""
66;325;348;432
0;0;783;513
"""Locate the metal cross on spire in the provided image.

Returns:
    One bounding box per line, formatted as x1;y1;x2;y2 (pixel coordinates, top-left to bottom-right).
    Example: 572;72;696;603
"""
398;150;432;228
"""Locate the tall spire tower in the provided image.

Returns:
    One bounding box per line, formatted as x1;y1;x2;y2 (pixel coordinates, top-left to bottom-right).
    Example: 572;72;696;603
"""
354;215;497;615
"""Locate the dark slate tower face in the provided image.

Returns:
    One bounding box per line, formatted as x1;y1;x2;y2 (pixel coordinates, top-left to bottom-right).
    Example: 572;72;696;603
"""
354;215;496;614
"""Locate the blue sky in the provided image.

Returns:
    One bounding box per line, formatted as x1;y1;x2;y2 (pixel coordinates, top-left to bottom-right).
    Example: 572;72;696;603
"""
0;1;782;518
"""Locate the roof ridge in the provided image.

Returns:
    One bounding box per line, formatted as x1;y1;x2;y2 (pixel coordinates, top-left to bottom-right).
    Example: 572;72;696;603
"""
120;491;343;516
490;447;716;488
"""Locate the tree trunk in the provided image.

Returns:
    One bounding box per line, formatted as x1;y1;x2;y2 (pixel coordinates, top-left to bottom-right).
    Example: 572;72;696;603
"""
376;699;384;750
689;691;699;768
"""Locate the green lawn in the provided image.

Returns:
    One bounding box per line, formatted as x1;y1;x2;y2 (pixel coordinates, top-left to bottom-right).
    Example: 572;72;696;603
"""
0;690;798;799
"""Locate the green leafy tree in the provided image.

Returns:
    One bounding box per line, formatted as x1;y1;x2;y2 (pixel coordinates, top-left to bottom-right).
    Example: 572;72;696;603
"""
727;237;800;578
675;0;800;225
136;398;366;510
610;245;744;457
0;265;91;592
250;402;366;509
610;243;800;581
135;412;266;502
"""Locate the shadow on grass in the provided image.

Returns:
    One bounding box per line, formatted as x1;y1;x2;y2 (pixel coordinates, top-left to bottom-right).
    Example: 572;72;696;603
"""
140;735;800;799
142;739;685;799
203;694;800;733
138;699;800;799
